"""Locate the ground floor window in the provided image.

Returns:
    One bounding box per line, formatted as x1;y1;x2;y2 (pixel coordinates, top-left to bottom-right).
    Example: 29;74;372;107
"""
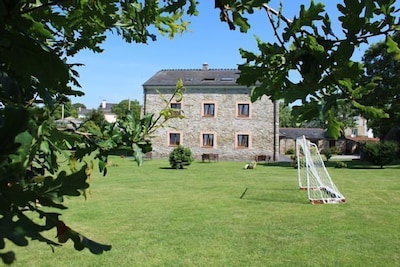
236;133;250;148
201;133;215;148
169;132;181;146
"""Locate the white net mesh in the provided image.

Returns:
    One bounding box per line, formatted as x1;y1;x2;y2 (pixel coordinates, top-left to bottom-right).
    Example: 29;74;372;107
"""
296;136;346;204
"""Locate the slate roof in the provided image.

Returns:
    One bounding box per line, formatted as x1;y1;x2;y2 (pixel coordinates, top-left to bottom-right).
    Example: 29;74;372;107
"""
279;128;328;140
142;68;241;87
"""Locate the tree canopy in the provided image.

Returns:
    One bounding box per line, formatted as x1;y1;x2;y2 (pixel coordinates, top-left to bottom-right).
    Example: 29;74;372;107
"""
0;0;193;264
1;0;400;264
215;0;399;138
112;99;142;121
360;32;400;138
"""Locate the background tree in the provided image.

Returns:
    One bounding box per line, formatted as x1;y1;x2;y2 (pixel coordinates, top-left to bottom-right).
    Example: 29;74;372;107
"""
282;100;357;130
73;103;87;110
360;32;400;139
112;99;142;121
215;0;399;139
361;141;399;168
52;100;79;119
0;0;195;264
279;102;297;128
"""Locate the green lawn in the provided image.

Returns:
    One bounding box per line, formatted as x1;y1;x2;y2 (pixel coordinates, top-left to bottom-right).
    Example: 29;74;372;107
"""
9;157;400;266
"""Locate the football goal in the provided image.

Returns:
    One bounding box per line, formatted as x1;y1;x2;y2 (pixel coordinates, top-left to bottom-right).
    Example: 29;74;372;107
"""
296;135;346;204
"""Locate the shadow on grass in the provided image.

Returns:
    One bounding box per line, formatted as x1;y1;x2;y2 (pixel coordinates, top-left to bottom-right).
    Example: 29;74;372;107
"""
263;159;400;170
159;167;190;170
325;160;400;169
237;187;307;204
258;162;293;168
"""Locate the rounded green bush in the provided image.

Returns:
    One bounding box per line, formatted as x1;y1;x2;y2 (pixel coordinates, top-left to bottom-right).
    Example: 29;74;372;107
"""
169;145;194;169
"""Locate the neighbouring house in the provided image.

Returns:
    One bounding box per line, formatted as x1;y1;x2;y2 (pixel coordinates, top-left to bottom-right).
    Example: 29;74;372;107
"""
99;100;117;123
344;116;374;138
77;106;92;120
280;126;379;155
279;128;332;154
77;100;118;123
142;63;279;161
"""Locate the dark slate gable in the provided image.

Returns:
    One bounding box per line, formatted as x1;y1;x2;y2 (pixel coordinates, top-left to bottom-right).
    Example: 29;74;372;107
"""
279;128;329;140
142;69;241;86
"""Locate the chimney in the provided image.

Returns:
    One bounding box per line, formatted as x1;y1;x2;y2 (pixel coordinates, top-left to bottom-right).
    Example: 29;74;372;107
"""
101;100;106;109
202;62;209;70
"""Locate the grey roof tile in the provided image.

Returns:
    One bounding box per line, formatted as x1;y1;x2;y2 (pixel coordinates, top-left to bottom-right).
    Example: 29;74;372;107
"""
279;128;329;139
143;69;241;86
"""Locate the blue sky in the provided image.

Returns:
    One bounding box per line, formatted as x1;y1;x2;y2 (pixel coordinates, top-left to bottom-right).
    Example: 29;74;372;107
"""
70;1;381;109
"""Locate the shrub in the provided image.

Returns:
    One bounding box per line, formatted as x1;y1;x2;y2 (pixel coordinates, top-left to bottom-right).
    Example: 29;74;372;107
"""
335;161;347;168
169;145;194;169
322;147;341;161
286;148;295;155
361;141;399;168
290;155;298;169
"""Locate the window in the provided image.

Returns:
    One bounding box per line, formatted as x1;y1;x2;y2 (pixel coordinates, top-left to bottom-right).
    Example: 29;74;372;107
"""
237;103;250;117
169;132;181;146
202;133;214;147
170;102;182;116
203;103;215;117
236;134;250;148
351;128;358;137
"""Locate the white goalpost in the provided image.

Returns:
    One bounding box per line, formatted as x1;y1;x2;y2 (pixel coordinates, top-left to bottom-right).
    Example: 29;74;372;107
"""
296;135;346;204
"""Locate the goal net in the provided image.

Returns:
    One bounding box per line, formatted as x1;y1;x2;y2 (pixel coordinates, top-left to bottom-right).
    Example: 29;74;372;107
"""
296;135;346;204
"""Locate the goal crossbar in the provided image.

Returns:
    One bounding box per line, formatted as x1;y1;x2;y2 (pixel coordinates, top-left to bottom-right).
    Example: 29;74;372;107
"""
296;135;346;204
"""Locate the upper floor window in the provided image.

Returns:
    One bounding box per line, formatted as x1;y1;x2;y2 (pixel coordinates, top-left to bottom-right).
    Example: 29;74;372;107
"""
203;102;216;117
236;134;250;148
169;132;181;146
170;102;182;116
202;133;215;148
237;103;250;118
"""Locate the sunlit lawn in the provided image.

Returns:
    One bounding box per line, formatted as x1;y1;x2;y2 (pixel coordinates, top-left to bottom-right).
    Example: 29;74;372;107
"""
9;156;400;266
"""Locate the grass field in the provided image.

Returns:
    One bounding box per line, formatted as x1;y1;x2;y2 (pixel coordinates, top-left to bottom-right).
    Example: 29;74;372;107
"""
8;156;400;266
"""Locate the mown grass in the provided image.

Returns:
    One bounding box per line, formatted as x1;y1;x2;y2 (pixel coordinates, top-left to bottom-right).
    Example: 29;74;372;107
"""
8;157;400;266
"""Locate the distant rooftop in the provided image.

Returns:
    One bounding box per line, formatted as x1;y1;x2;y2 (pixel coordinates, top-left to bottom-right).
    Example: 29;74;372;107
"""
279;128;329;140
143;63;241;87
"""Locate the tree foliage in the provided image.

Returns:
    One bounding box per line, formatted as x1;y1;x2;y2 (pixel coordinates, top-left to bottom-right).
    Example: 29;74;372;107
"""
52;100;79;120
360;32;400;138
279;102;296;127
361;141;399;168
215;0;400;139
0;0;195;263
2;0;400;264
111;99;142;121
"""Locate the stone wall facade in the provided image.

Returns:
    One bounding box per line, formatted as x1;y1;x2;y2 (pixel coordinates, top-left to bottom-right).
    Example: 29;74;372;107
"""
144;86;277;161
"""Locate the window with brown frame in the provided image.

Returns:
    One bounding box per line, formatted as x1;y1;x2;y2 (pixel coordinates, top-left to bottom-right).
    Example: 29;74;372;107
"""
170;102;182;116
203;103;215;117
237;103;250;117
169;132;181;146
202;133;214;147
237;134;249;148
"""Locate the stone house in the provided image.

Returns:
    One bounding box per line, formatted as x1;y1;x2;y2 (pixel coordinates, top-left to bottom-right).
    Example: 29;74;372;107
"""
142;64;279;161
279;128;332;154
279;127;379;155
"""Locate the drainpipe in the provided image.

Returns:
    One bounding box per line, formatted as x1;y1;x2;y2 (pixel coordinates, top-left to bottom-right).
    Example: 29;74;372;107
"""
273;100;279;161
143;87;147;118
